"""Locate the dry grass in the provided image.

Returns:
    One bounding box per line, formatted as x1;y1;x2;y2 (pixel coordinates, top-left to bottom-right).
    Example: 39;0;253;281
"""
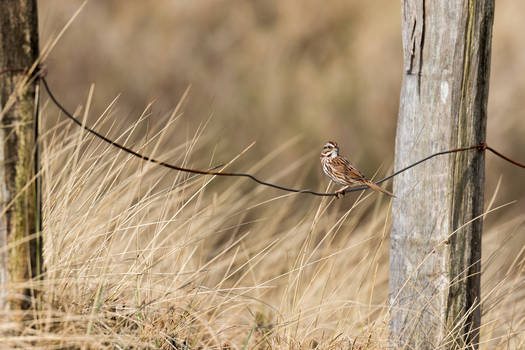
1;1;524;349
36;101;393;348
1;94;524;348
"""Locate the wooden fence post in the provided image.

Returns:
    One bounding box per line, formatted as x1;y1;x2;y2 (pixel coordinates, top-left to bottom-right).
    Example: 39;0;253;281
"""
389;1;494;348
0;0;41;313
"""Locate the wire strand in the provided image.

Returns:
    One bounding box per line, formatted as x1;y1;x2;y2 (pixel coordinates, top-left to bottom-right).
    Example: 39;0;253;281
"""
39;77;524;197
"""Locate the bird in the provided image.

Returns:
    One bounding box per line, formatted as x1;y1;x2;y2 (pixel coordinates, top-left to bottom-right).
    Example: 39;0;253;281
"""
320;141;394;198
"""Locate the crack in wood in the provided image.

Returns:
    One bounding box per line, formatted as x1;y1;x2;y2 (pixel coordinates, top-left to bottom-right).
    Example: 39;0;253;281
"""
407;17;417;74
417;0;426;96
404;0;426;97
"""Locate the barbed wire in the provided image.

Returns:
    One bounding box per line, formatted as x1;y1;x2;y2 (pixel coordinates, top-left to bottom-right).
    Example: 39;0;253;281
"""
39;77;524;197
2;67;524;197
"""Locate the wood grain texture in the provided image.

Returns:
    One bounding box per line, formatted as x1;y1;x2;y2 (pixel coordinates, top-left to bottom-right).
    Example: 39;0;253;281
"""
0;0;40;312
390;1;494;348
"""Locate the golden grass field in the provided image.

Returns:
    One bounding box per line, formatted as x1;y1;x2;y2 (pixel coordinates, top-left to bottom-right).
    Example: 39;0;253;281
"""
2;1;524;348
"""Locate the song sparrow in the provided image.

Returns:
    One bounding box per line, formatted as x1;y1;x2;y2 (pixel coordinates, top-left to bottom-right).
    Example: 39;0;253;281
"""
320;141;394;198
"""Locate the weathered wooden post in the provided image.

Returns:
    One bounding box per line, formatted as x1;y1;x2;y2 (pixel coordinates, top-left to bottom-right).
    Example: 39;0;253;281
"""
0;0;41;312
390;1;494;348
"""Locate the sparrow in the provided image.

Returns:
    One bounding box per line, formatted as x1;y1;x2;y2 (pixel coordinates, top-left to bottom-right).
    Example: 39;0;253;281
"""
320;141;394;198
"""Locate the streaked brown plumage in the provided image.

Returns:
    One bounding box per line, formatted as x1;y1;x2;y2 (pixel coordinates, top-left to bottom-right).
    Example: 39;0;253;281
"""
320;141;394;198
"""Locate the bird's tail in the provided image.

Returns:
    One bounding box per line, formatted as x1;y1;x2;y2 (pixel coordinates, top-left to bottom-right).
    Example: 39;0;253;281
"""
363;180;395;197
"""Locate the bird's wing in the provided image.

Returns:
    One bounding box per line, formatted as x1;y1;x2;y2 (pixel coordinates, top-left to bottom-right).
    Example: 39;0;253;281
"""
332;157;366;182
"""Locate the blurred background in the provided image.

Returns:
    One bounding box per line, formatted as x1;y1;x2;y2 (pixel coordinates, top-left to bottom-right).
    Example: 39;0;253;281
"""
38;1;523;240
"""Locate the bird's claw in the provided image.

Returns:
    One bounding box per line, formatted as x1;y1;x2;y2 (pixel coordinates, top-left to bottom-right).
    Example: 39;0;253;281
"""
335;190;345;199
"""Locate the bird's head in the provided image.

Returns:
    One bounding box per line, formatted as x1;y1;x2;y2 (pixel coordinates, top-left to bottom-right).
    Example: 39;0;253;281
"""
321;141;339;158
